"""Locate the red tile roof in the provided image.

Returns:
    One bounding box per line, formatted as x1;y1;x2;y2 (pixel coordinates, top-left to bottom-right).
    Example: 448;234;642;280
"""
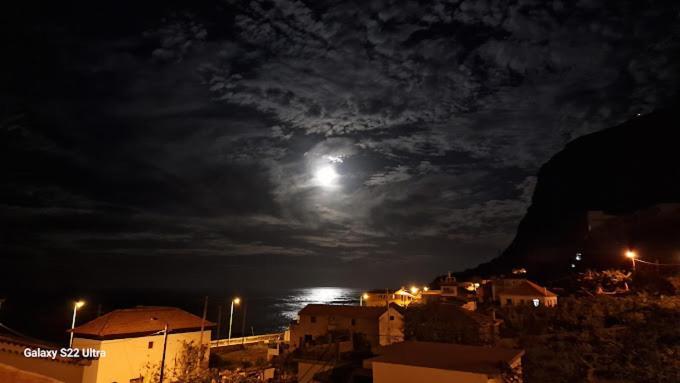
298;304;395;319
370;341;524;375
70;306;214;339
497;280;557;297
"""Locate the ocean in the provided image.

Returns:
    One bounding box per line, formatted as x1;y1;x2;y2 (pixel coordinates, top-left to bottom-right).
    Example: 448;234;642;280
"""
0;287;363;344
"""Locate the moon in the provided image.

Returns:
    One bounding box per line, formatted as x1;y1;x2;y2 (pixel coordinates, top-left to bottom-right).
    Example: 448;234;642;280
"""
315;165;339;188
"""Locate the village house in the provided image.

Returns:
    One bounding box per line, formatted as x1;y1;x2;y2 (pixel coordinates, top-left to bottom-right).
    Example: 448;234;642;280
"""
366;341;524;383
439;273;459;298
0;324;90;383
289;304;403;350
496;280;558;307
70;306;214;383
478;278;557;307
420;288;443;304
409;303;502;345
362;288;418;307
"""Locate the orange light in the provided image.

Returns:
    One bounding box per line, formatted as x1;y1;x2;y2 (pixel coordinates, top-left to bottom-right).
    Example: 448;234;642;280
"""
75;301;85;309
625;250;636;259
362;293;369;300
233;297;241;305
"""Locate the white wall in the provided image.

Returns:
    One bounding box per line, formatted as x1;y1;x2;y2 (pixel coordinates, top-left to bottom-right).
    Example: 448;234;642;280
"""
378;308;404;346
498;294;557;307
74;330;210;383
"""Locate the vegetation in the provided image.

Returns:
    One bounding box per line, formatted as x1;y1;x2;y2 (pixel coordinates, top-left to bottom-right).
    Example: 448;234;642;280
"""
500;294;680;382
144;341;217;383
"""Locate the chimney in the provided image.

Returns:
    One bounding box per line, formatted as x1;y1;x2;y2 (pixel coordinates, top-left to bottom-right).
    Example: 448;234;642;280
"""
491;310;496;321
447;271;451;279
544;287;547;296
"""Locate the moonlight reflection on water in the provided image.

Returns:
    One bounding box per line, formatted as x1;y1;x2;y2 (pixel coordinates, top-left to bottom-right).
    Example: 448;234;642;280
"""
276;287;360;323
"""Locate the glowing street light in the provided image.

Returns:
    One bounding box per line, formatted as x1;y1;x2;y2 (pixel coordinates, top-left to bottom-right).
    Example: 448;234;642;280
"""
360;293;369;306
423;286;429;292
228;297;240;343
625;249;637;271
410;286;419;294
69;300;85;348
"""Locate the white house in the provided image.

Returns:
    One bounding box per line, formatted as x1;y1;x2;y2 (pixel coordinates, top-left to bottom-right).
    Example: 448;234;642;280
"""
70;306;214;383
496;280;558;307
290;304;403;350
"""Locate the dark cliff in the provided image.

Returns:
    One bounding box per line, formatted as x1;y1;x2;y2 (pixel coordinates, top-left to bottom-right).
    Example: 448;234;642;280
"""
466;109;680;280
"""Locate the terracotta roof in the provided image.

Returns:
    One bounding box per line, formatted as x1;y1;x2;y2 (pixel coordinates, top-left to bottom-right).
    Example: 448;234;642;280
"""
497;280;557;297
70;306;214;339
439;304;500;326
298;304;396;319
370;341;524;375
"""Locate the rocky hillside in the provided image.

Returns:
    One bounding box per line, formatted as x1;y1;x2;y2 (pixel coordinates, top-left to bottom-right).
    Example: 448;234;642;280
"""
464;109;680;280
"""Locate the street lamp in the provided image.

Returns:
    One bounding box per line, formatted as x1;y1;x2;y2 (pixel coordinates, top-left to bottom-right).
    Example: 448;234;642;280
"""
360;293;369;306
228;297;240;343
410;286;419;294
150;317;169;383
69;300;85;348
625;249;637;271
423;286;429;292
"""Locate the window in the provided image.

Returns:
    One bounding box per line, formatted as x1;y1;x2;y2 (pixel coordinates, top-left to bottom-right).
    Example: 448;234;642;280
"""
310;316;316;323
130;378;143;383
351;319;356;326
148;341;154;349
389;315;395;321
506;298;512;305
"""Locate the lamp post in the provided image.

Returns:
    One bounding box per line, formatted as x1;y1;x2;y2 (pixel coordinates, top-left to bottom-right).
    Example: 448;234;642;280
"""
360;293;369;306
625;249;637;271
150;318;169;383
228;297;240;344
69;300;85;348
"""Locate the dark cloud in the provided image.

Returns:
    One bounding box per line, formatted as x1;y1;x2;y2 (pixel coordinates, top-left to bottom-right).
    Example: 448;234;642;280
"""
2;0;680;289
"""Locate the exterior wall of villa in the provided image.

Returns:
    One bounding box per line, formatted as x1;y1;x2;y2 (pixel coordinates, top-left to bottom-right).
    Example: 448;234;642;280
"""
74;330;210;383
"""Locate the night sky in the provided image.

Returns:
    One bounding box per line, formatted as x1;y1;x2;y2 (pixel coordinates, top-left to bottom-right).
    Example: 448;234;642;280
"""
2;0;680;290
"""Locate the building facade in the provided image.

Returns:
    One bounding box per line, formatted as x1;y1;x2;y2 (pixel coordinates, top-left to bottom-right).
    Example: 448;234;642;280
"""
496;280;558;307
70;306;213;383
289;304;403;350
363;289;418;307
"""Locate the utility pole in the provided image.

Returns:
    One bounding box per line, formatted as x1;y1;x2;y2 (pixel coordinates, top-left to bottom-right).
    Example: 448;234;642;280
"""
199;296;208;346
241;302;247;345
216;305;222;340
385;288;390;345
159;323;169;383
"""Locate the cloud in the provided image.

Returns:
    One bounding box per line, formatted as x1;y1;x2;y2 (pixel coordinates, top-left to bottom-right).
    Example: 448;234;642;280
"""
2;0;680;287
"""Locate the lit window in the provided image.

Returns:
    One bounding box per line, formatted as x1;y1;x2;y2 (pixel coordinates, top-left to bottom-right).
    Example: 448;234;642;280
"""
532;299;540;307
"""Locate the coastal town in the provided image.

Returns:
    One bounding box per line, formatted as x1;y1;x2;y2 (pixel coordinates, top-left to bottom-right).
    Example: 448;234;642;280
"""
2;259;679;383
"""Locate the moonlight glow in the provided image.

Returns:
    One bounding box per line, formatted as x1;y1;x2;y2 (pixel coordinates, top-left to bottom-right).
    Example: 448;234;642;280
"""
315;165;339;188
